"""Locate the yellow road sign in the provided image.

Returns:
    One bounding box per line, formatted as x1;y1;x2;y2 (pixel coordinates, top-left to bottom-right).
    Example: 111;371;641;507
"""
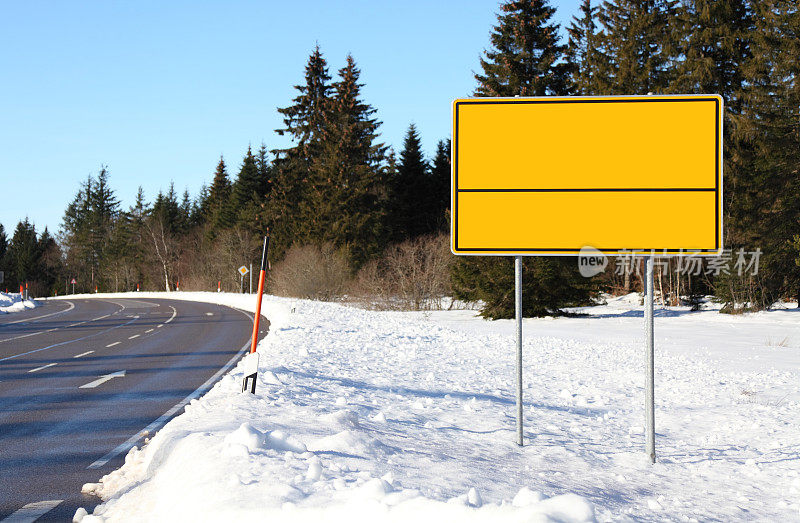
451;95;723;255
238;265;249;276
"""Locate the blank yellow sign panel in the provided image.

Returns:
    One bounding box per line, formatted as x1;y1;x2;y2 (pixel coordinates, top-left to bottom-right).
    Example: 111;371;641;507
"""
451;95;723;255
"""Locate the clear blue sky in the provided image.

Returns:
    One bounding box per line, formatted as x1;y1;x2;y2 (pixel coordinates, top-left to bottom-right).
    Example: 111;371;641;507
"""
0;0;582;235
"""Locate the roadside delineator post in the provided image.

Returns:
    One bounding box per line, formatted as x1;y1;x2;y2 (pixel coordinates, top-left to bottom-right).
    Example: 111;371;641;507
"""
217;280;221;293
243;234;270;394
20;285;24;299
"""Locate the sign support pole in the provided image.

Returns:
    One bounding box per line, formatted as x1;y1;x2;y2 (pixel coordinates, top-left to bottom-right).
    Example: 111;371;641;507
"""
644;255;656;463
515;255;523;446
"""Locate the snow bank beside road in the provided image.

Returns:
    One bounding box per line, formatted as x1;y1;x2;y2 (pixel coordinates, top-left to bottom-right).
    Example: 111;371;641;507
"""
0;291;37;314
70;291;799;521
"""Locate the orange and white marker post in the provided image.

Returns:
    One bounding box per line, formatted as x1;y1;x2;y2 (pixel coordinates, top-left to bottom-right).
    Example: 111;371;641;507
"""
243;234;270;394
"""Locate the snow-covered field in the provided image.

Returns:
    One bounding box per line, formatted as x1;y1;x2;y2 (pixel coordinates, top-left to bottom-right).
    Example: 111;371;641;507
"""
0;291;37;314
65;292;799;522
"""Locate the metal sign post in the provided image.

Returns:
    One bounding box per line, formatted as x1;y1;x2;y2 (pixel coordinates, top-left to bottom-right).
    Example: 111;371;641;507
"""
644;256;656;463
451;94;723;455
515;256;523;446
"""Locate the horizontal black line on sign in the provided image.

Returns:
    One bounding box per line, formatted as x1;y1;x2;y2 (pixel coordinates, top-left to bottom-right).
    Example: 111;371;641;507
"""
457;188;716;193
457;247;719;252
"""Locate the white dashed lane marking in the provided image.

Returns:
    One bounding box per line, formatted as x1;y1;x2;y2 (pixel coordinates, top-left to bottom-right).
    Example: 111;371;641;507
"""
73;350;94;358
145;329;154;333
128;334;140;340
28;363;57;373
106;342;120;348
1;499;63;522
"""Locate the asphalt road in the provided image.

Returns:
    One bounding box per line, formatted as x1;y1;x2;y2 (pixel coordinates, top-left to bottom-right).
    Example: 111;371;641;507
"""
0;297;265;521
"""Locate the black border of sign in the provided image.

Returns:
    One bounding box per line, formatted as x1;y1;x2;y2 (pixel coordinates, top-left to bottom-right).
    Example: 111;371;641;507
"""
452;96;722;255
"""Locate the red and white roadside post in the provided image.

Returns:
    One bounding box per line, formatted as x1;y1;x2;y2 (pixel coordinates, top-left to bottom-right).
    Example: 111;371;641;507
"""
242;234;270;394
217;280;221;293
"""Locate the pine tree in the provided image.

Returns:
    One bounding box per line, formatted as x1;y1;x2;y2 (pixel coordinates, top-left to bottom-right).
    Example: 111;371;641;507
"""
207;156;234;230
37;227;64;295
595;0;680;95
311;54;389;265
0;223;7;270
566;0;602;95
391;124;431;241
7;219;40;290
430;138;452;232
718;0;800;308
475;0;568;97
452;0;599;318
231;146;262;213
269;46;335;258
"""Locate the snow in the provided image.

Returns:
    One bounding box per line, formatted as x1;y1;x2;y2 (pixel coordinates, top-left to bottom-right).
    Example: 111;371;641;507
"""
0;291;37;314
60;291;800;522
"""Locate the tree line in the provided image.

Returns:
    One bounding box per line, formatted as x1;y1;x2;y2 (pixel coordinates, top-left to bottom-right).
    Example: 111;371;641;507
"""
1;0;798;317
0;47;450;297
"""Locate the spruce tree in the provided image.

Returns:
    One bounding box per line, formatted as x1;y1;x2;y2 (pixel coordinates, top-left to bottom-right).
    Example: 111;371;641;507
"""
595;0;680;94
311;54;389;266
269;46;335;258
430;138;452;232
475;0;568;97
7;219;40;290
391;124;431;241
207;156;234;230
452;0;599;318
566;0;602;95
719;0;800;308
231;146;262;213
0;223;7;269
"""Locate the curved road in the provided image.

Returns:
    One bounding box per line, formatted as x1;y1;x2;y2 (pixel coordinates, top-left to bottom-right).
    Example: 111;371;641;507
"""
0;297;266;521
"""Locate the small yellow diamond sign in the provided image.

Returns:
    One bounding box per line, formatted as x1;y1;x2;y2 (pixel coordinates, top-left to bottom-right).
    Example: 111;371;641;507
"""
238;265;249;276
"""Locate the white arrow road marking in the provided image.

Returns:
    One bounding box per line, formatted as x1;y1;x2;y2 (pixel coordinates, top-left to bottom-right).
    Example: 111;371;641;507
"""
28;363;57;373
87;310;253;470
1;499;63;522
73;350;94;358
79;370;126;389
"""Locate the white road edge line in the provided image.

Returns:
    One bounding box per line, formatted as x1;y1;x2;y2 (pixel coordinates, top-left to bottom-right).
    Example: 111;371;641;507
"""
106;342;120;348
28;363;57;373
87;310;252;470
3;300;75;325
1;499;63;522
128;334;140;339
74;350;94;358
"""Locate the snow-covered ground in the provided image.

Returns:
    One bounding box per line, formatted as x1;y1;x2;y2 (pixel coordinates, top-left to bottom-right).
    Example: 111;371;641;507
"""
64;292;799;522
0;291;37;314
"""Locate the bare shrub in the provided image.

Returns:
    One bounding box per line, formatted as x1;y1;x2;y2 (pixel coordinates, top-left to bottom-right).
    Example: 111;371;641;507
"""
352;233;453;310
269;243;351;300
